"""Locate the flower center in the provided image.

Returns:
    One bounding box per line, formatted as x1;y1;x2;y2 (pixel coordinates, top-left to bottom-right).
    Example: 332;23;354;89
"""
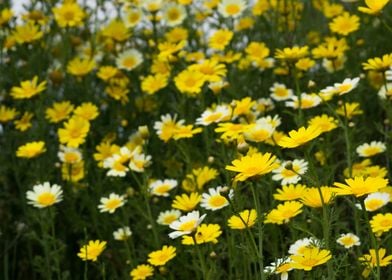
37;192;56;206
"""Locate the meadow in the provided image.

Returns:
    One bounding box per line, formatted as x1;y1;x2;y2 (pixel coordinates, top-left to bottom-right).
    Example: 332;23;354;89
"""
1;0;392;279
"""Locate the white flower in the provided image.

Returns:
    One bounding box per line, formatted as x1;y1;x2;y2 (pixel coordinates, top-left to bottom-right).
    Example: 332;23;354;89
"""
218;0;247;18
26;182;63;208
169;211;206;239
200;186;230;211
129;153;152;173
363;192;390;212
356;141;386;157
98;193;126;214
336;233;360;249
285;93;321;109
113;227;132;241
386;67;392;81
288;237;320;255
157;209;182;225
58;145;82;164
270;82;294;101
149;179;178;197
116;49;143;71
272;159;308;185
333;77;360;95
196;104;232;126
377;83;392;99
163;3;186;27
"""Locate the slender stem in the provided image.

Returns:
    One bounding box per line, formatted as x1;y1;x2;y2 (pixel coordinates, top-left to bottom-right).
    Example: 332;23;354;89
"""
250;184;264;280
342;97;352;177
192;235;208;279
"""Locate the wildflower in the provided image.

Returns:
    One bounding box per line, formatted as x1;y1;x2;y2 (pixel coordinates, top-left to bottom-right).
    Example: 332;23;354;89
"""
358;0;390;15
363;192;390;212
116;49;143;71
172;124;202;140
272;159;308;185
74;102;99;121
53;1;85;28
362;54;392;72
243;122;275;143
124;8;143;28
169;211;206;239
225;152;278;181
285;93;322;109
103;147;131;177
359;248;392;277
308;114;338;133
77;240;106;262
67;57;96;77
97;66;118;81
289;237;320;255
113;227;132;241
356;141;386;157
14;112;33;131
189;59;227;83
98;193;126;214
141;74;168;95
264;201;303;224
172;192;201;212
290;247;332;271
200;187;229;211
101;19;130;42
300;187;335;208
62;161;84;182
182;224;222;245
370;213;392;235
295;58;316;71
148;245;176;266
174;69;206;96
157;209;182;225
270;83;294;101
58;116;90;148
275;46;308;61
149;179;178;197
336;233;361;249
10;76;46;99
332;77;360;95
336;102;363;119
129;152;152;172
232;97;256;118
329;12;360;36
209;29;233;51
181;167;219;192
227;209;257;229
13;22;43;44
130;264;154;280
333;176;389;197
273;184;307;201
16;141;46;158
45;101;74;123
154;114;183;142
0;106;18;123
278;126;321;149
264;258;293;280
196;104;231;126
218;0;247;18
163;3;186;26
58;145;82;164
26;182;63;208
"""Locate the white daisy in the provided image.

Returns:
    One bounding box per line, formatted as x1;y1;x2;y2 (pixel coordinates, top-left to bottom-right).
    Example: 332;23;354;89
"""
200;186;230;211
149;179;178;197
288;237;320;255
285;93;322;109
270;82;294;101
26;182;63;208
157;209;182;225
169;211;206;239
163;3;186;27
196;104;232;126
113;227;132;241
98;193;126;214
332;77;360;95
272;159;308;186
129;152;152;173
218;0;247;18
378;83;392;99
116;49;143;71
58;145;82;164
356;141;386;157
363;192;390;212
336;233;360;249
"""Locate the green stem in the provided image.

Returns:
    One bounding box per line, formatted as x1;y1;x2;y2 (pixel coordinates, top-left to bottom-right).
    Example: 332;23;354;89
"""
192;235;208;280
342;98;353;177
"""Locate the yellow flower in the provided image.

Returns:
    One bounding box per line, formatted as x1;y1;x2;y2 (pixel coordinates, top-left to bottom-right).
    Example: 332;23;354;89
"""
13;22;43;44
62;161;85;182
273;184;307;201
182;224;222;245
101;19;130;42
358;0;390;15
228;209;257;229
74;102;99;121
172;124;202;140
53;2;85;28
14;112;33;131
174;69;206;96
275;46;309;61
264;201;303;224
77;240;106;262
370;213;392;235
10;76;47;99
362;54;392;72
16;141;46;158
245;42;270;62
295;57;316;71
67;57;96;77
329;12;360;36
300;187;336;208
147;245;176;266
188;59;227;83
182;166;219;192
141;74;168;95
45;101;74;123
209;29;233;51
130;264;154;280
308;114;338;133
332;176;389;197
94;141;120;167
278;126;321;149
0;8;13;26
172;192;201;211
289;247;332;271
359;248;392;278
0;105;18;123
336;102;363;119
97;66;118;81
58;116;90;148
225;152;278;181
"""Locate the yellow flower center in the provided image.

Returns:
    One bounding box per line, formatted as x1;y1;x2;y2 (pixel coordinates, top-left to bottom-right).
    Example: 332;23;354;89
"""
366;199;383;211
105;199;121;210
338;84;352;93
163;215;178;225
167;9;180;21
155;184;171;194
64;152;79;163
208;195;227;207
178;220;197;232
275;88;288;97
122;57;136;69
363;147;381;156
379;218;392;228
37;192;56;206
301;258;319;267
63;11;75;21
226;4;240;15
205;112;222;123
185;77;197;87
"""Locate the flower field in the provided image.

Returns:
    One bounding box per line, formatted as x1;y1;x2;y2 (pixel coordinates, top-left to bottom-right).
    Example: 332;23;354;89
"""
1;0;392;279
